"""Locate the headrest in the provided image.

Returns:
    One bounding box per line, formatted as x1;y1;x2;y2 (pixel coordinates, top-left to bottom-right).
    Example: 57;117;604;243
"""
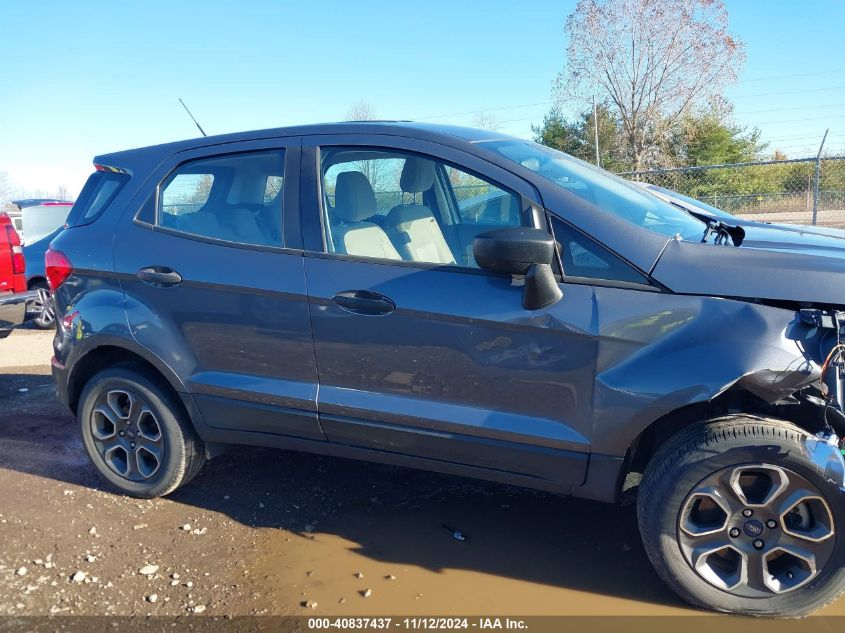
334;171;378;222
400;157;435;193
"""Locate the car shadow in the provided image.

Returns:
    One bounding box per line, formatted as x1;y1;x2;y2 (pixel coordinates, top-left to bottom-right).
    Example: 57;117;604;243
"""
0;372;684;610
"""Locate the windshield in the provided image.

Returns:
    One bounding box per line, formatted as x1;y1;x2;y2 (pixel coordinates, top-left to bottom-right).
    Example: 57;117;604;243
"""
482;139;706;240
647;184;737;221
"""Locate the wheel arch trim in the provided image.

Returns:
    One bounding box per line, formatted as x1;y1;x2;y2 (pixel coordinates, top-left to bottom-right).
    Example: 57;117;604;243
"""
65;335;190;411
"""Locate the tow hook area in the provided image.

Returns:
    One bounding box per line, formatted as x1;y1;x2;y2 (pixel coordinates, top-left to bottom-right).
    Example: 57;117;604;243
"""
805;431;845;492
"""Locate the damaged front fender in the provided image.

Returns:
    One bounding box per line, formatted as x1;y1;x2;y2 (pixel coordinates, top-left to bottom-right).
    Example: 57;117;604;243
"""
589;286;822;456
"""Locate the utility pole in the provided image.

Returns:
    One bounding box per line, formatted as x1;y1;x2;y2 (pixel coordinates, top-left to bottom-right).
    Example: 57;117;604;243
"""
812;128;829;226
593;95;600;168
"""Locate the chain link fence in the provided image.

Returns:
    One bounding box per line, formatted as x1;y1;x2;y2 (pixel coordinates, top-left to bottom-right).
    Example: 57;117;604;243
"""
616;156;845;228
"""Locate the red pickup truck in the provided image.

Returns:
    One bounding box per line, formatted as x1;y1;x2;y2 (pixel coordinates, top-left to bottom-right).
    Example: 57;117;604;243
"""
0;212;34;338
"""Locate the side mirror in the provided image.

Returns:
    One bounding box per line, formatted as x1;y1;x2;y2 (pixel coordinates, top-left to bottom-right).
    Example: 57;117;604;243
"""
473;227;563;310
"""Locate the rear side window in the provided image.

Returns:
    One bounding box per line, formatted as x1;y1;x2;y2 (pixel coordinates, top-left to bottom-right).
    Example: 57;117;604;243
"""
162;174;213;216
157;150;284;247
67;171;129;226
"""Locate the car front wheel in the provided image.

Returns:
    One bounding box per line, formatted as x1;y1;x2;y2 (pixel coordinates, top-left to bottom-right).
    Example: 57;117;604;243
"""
638;416;845;617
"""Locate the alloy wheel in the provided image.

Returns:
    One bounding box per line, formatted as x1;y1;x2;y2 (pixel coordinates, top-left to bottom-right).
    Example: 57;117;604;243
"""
32;286;55;328
89;389;165;482
678;463;835;597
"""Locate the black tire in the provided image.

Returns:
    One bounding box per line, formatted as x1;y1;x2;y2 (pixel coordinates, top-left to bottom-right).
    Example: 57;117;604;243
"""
29;281;56;330
638;415;845;617
78;365;205;498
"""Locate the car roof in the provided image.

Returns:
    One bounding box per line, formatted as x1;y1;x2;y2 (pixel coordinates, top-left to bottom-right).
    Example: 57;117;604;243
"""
93;121;522;173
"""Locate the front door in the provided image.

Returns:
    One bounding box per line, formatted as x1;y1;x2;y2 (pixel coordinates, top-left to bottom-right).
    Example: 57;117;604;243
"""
301;136;597;485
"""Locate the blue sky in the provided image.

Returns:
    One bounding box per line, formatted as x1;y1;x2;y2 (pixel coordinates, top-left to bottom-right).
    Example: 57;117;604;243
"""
1;0;844;199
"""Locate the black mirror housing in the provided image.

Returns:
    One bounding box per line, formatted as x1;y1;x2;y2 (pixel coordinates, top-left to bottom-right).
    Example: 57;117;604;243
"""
473;227;563;310
473;227;556;275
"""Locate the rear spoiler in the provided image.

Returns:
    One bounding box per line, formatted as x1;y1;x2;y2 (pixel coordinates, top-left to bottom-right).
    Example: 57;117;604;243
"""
11;199;73;209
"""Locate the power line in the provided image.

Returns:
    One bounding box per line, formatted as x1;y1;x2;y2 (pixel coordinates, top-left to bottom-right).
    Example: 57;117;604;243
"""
414;101;552;121
749;114;845;125
501;110;845;133
741;68;845;83
731;84;845;99
735;102;845;116
764;132;845;141
408;67;845;123
413;83;845;123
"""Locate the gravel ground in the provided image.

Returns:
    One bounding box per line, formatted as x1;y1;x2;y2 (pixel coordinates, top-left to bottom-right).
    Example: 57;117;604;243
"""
1;327;844;617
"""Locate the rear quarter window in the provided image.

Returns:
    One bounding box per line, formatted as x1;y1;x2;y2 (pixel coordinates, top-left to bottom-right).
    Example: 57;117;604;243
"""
67;171;130;226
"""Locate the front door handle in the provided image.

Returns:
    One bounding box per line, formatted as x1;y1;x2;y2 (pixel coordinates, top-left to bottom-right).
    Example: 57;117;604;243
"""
137;266;182;287
331;290;395;315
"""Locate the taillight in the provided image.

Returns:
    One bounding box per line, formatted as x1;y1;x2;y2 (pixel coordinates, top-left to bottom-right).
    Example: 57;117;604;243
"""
45;248;73;290
11;245;24;274
1;214;24;274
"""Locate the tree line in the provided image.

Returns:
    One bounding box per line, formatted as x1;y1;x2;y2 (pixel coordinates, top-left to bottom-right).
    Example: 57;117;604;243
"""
531;100;767;174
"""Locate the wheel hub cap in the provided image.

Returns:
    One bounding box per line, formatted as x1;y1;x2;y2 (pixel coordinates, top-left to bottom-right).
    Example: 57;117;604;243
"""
89;389;164;482
678;463;835;597
743;519;764;538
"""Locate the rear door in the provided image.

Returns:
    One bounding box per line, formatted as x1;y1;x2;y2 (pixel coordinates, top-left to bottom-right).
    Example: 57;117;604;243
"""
113;138;324;441
300;134;597;486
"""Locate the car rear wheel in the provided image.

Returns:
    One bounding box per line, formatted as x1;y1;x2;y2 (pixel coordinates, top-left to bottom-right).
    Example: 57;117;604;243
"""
78;366;205;498
30;281;55;329
638;416;845;617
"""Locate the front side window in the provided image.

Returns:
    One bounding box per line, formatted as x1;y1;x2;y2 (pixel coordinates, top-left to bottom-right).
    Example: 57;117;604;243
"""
482;139;706;241
319;147;524;268
158;150;284;247
448;166;521;227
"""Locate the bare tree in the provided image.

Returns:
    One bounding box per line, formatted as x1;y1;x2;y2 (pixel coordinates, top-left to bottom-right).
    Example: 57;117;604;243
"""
345;99;378;121
472;111;502;132
555;0;745;171
344;99;387;190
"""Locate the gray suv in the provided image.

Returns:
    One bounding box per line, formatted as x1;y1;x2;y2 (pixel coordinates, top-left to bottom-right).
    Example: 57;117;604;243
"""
49;122;845;616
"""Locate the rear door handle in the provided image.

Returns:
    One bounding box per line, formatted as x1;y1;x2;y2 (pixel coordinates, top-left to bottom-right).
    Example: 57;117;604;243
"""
137;267;182;287
331;290;395;315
